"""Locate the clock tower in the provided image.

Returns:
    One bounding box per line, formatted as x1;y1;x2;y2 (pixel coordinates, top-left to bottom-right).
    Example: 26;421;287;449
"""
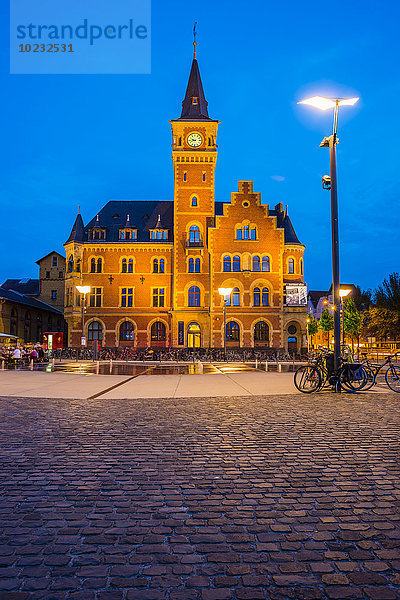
170;41;220;347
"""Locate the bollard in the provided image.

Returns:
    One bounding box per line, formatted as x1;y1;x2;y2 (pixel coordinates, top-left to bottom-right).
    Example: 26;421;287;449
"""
198;360;203;374
265;361;268;372
52;358;55;369
1;359;5;370
96;361;99;375
278;363;282;372
255;358;258;369
30;358;34;370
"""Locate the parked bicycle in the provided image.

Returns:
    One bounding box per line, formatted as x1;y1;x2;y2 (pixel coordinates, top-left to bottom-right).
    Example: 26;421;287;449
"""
358;351;400;392
294;349;367;393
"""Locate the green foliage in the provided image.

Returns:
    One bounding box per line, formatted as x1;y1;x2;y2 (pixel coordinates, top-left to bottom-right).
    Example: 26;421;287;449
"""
362;307;400;340
375;272;400;313
319;308;334;333
344;298;362;336
307;314;319;336
353;285;372;312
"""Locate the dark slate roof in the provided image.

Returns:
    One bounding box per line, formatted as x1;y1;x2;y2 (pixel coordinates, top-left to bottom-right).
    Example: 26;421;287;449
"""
65;213;85;244
177;58;214;121
308;290;329;308
0;286;63;315
2;278;40;296
83;201;174;243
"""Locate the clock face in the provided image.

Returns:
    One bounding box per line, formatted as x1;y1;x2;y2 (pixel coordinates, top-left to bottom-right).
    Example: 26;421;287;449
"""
187;132;203;148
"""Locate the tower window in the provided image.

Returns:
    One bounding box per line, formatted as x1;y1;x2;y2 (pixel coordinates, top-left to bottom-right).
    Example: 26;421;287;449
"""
288;258;295;274
183;172;187;181
52;256;58;267
191;196;198;207
192;97;198;105
202;172;206;181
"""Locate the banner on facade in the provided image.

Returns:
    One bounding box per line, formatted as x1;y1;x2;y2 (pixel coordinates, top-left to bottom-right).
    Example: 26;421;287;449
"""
285;284;307;306
178;321;184;345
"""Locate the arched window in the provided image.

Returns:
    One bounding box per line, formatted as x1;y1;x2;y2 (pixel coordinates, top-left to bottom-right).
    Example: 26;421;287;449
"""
128;259;134;273
195;258;200;273
159;259;165;273
10;309;18;336
188;258;194;273
252;256;260;272
119;321;135;341
254;321;269;343
183;171;187;181
76;258;81;273
188;286;201;307
151;321;166;341
300;258;303;274
96;258;102;273
243;225;250;240
90;258;96;273
223;256;231;272
153;258;159;273
226;321;240;342
288;258;295;274
189;225;200;243
253;287;260;307
68;255;74;273
121;258;127;273
232;288;240;306
262;287;269;307
88;321;103;342
191;196;198;207
233;255;241;272
262;256;270;272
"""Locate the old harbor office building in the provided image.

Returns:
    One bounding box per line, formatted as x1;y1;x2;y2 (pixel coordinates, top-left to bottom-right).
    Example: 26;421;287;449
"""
64;49;307;352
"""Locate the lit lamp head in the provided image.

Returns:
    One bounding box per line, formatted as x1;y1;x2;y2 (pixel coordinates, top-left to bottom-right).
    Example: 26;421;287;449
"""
218;287;233;300
76;285;91;295
298;96;359;110
339;288;351;298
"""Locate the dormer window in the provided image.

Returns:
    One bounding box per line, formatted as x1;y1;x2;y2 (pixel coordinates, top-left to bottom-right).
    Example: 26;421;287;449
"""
192;97;198;105
91;229;106;240
149;214;168;241
119;229;137;241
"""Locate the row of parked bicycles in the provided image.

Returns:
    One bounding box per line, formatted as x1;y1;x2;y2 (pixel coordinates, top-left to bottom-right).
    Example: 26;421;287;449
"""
294;346;400;393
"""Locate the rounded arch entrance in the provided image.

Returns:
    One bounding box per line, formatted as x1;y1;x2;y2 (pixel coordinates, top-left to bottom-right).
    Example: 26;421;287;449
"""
187;322;201;348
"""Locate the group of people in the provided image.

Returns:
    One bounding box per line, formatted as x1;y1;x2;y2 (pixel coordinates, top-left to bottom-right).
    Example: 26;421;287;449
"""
0;344;47;365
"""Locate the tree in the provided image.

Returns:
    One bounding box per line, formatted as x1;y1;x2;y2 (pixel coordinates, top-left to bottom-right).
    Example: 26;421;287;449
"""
344;297;362;355
362;307;400;343
375;273;400;334
319;308;334;349
306;314;319;349
353;286;372;312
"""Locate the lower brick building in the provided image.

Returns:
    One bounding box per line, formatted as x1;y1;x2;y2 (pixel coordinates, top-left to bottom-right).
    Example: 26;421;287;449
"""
64;44;307;352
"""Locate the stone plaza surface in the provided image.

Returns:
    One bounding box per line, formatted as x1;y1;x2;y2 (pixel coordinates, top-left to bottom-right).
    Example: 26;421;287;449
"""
0;392;400;599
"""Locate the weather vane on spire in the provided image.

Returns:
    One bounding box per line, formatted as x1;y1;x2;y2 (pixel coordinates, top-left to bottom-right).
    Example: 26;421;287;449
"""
193;21;197;58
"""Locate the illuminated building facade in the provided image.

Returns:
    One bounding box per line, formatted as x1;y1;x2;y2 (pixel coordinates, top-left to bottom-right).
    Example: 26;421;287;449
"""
64;48;307;352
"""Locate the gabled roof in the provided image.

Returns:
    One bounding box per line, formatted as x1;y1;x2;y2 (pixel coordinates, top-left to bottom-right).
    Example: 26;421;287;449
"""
83;201;174;243
0;286;63;315
36;251;65;265
2;278;40;296
308;290;329;308
65;212;85;244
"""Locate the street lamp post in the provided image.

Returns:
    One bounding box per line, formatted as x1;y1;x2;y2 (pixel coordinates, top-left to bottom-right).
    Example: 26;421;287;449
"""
218;287;233;360
306;317;310;353
298;96;358;377
76;286;91;346
339;288;351;352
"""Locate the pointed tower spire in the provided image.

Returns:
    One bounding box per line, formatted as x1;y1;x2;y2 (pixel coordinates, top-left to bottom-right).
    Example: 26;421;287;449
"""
124;214;132;228
65;211;85;244
93;214;101;228
179;26;211;121
155;214;163;229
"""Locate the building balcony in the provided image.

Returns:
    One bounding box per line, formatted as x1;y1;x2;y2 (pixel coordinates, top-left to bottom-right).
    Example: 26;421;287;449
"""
185;236;204;249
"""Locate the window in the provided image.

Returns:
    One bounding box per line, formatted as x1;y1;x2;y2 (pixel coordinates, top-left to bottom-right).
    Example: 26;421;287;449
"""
226;321;239;342
159;259;165;273
76;259;81;273
252;256;260;272
121;288;134;308
119;321;134;341
189;225;200;243
202;172;206;182
253;287;261;307
97;258;102;273
46;271;50;279
183;172;187;181
90;258;96;273
192;97;198;105
288;258;295;274
59;271;63;279
89;287;102;308
195;258;200;273
153;288;165;307
254;321;269;343
153;259;159;273
233;255;241;272
236;228;242;240
191;196;198;207
88;321;103;342
51;290;57;300
223;256;231;272
188;286;200;307
188;258;194;273
121;258;127;273
67;255;73;273
128;259;133;273
262;256;270;272
151;321;166;342
288;324;297;335
24;311;31;343
262;287;269;307
52;256;57;267
10;309;18;336
251;228;256;240
243;225;249;240
300;259;303;275
232;288;240;306
119;231;125;240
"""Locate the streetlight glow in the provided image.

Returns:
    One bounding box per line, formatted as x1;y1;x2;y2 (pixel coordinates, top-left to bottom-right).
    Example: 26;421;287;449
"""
298;96;359;111
339;288;351;298
218;287;233;298
76;285;91;294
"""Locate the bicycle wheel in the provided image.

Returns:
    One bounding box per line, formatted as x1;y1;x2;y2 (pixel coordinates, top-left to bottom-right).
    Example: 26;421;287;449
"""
360;365;375;391
294;365;322;393
339;364;367;392
385;366;400;392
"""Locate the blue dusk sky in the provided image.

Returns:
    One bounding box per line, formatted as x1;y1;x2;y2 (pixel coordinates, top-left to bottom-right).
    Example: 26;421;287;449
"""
1;0;399;291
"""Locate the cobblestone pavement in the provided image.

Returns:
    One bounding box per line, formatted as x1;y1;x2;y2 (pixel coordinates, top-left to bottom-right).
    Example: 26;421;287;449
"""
0;393;400;600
